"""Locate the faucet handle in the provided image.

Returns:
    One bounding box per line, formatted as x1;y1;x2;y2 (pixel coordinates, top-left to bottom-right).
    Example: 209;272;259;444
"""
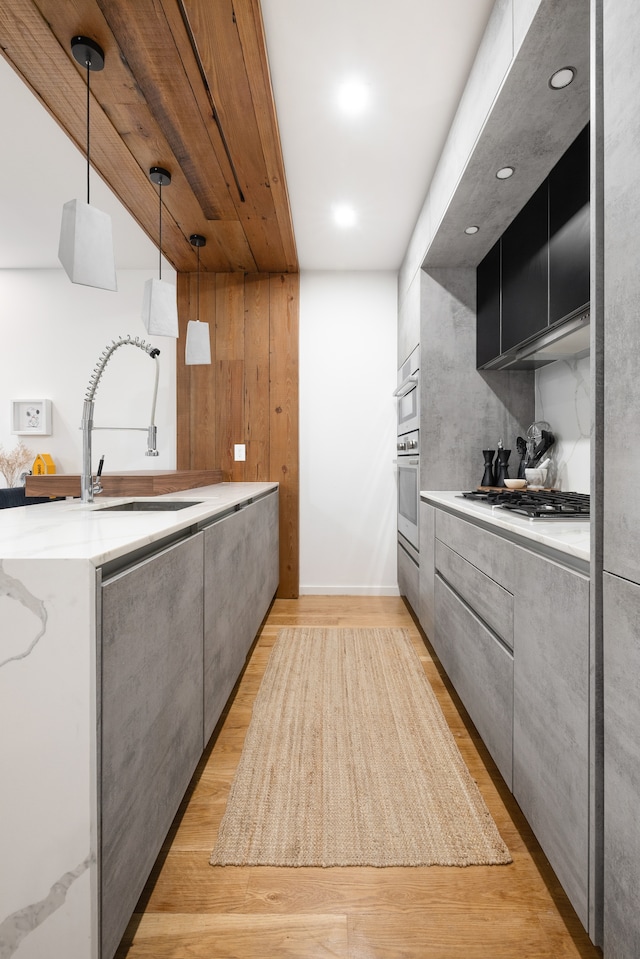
146;425;159;456
92;454;104;495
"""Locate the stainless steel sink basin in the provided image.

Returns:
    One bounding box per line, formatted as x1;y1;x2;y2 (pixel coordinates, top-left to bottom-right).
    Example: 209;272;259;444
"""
96;500;203;512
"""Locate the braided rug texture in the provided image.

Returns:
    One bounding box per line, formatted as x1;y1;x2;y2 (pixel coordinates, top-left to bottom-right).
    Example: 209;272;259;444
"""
210;626;511;867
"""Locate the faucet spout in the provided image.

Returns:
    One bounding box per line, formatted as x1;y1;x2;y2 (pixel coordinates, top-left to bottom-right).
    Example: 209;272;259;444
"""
81;399;96;503
80;336;161;503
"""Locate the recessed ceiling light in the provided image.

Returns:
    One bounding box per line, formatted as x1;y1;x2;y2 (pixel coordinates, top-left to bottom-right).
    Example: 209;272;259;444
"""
332;203;357;228
549;66;576;90
336;77;370;116
464;225;479;235
496;166;515;180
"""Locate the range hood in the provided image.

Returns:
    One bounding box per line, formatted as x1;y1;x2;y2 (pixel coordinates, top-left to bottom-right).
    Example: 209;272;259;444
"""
487;307;590;370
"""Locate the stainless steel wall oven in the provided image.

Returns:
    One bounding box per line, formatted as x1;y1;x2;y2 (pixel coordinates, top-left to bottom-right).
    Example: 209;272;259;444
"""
397;430;420;560
394;345;419;435
395;344;420;566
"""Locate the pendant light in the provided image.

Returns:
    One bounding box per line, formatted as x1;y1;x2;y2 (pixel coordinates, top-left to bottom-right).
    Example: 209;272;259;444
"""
141;167;179;337
185;234;211;365
58;36;117;292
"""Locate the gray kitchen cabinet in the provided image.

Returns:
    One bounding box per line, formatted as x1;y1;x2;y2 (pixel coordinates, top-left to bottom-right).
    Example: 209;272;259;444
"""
603;572;640;959
97;488;278;959
436;540;513;649
432;509;515;786
203;490;279;744
99;533;205;959
418;499;435;641
397;541;419;618
397;269;420;368
432;510;513;788
602;3;640;955
512;547;590;930
426;500;591;932
435;574;514;787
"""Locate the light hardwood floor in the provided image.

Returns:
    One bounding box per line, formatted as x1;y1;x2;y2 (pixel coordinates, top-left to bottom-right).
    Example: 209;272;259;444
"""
115;596;602;959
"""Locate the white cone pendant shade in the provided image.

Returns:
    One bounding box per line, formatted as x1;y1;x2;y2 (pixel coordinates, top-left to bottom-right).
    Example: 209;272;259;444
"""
185;233;211;364
143;166;179;338
142;277;179;337
59;37;117;292
185;320;211;364
58;199;117;291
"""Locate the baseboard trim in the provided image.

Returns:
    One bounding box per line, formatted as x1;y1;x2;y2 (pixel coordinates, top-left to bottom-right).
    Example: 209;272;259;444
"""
298;586;401;596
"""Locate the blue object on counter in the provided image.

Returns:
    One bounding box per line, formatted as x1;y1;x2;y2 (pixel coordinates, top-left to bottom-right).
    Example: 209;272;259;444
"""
0;489;56;509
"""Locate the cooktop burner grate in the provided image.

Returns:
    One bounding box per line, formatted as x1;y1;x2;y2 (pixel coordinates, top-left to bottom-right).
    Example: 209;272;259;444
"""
461;489;590;517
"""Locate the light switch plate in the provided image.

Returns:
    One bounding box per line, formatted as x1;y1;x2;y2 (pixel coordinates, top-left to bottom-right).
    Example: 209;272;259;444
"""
234;444;246;462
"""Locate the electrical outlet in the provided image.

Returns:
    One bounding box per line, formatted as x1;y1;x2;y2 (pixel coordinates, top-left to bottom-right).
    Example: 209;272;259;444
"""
234;444;246;462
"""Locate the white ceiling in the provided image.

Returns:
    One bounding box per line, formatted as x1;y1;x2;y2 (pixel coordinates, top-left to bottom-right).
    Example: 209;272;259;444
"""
260;0;495;270
0;0;495;272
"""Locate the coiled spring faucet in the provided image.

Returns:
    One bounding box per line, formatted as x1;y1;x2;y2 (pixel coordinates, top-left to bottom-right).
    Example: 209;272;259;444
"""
81;335;161;503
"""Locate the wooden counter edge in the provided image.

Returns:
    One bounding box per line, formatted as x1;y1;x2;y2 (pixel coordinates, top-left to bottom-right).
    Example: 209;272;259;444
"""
25;470;226;498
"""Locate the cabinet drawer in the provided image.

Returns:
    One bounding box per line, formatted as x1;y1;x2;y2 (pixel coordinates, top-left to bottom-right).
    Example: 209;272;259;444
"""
436;540;513;649
435;574;513;788
436;509;515;592
398;541;419;616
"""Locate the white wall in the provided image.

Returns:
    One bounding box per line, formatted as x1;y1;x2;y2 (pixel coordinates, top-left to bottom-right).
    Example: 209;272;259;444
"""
299;271;398;594
0;268;176;485
535;354;590;493
2;266;400;594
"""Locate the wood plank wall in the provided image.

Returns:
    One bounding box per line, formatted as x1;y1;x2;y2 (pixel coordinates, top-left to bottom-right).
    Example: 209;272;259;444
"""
176;272;299;598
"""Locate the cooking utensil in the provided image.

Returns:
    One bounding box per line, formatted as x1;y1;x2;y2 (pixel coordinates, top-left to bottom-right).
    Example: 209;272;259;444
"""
525;421;555;467
529;430;555;466
516;435;527;478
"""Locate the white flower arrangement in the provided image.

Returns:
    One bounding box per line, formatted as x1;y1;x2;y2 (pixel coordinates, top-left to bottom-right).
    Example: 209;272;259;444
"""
0;440;34;488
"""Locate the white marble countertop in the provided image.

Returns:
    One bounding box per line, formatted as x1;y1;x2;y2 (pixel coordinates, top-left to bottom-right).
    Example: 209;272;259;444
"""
421;490;590;565
0;482;278;565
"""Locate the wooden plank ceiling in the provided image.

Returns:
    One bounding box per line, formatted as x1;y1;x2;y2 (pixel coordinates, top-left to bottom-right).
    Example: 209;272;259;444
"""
0;0;298;274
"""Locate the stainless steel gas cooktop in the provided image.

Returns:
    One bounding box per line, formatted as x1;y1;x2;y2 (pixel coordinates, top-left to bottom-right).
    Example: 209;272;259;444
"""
460;489;590;518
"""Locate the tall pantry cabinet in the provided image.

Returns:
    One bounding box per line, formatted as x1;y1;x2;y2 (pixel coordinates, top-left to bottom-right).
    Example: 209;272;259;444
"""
601;1;640;957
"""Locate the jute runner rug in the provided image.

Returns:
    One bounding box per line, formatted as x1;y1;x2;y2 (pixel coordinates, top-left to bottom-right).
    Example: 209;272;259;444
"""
210;626;511;868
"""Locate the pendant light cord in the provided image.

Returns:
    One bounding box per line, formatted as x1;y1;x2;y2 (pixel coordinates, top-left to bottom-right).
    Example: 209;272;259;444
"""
158;182;162;281
86;59;91;205
196;244;200;320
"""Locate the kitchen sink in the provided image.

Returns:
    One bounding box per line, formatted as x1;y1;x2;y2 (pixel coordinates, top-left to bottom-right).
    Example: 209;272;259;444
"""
96;500;203;512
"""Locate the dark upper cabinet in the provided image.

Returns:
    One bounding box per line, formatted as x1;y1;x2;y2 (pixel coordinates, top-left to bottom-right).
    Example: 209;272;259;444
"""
476;124;590;370
476;238;501;368
549;125;590;325
501;180;549;353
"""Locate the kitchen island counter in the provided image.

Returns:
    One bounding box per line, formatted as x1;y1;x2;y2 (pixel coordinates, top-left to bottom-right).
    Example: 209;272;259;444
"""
421;490;590;568
0;482;278;959
0;481;278;563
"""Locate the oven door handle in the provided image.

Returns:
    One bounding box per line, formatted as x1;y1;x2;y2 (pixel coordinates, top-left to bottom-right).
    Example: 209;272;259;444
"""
397;458;419;467
392;375;418;397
